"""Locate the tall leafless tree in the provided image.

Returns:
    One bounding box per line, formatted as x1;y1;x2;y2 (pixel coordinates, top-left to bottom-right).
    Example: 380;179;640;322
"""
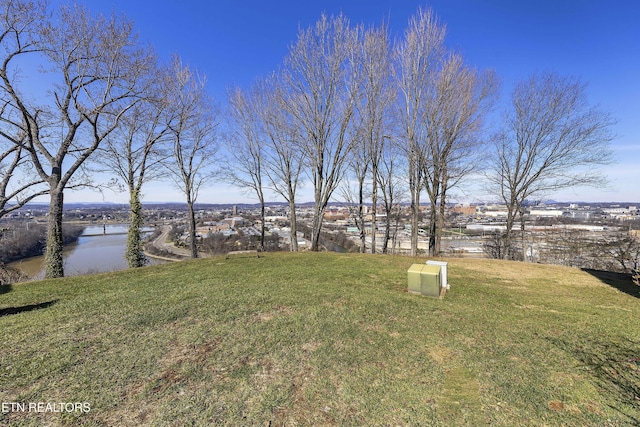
281;13;362;251
0;1;151;277
257;75;305;252
225;74;304;252
487;71;614;260
98;64;172;268
338;156;369;252
348;23;395;254
422;53;498;255
166;56;218;259
224;84;267;250
377;140;406;254
394;6;446;256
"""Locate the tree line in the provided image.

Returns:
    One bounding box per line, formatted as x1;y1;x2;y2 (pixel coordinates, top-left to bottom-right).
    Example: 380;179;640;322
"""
0;1;615;278
0;222;83;264
223;7;613;261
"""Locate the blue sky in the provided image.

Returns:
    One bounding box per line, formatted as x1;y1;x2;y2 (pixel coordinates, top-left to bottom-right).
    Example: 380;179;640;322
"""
72;0;639;204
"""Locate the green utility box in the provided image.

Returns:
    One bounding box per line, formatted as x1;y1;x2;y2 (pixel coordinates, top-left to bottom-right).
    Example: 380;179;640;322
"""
407;264;443;298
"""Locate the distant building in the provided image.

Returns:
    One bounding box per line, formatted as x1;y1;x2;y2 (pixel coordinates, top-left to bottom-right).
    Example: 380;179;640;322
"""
222;217;245;227
197;222;231;235
324;208;349;221
451;205;477;215
602;206;639;220
466;224;507;232
264;215;288;223
482;210;508;218
529;209;565;218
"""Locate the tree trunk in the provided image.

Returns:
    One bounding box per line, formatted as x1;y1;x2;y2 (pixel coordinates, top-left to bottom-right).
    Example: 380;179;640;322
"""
187;196;198;259
504;206;517;260
410;189;420;256
358;182;366;253
428;204;437;256
310;206;324;251
409;148;422;256
382;211;391;254
436;187;448;256
126;188;145;268
436;202;445;256
45;188;64;278
520;208;527;262
289;199;299;252
259;197;265;251
426;172;440;256
370;174;377;254
392;210;401;255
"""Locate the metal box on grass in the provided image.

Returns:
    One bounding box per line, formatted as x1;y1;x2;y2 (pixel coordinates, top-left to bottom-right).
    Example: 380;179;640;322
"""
407;264;425;294
426;260;449;291
407;264;443;298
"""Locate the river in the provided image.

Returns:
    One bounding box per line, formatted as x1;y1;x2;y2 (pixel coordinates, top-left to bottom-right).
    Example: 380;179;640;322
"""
9;224;165;280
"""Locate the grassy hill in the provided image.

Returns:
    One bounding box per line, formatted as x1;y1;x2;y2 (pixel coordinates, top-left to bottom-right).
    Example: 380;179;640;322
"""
1;253;638;426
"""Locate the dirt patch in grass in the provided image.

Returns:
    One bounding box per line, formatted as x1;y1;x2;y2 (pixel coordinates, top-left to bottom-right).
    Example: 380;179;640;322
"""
429;346;455;365
255;305;296;322
548;400;564;412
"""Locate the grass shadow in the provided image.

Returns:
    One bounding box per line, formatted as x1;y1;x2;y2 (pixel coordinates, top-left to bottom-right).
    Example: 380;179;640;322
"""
0;299;58;317
581;269;640;299
0;284;12;295
548;335;640;424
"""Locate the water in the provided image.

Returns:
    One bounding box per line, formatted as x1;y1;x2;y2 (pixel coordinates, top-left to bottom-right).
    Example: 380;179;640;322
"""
10;224;164;280
322;239;348;253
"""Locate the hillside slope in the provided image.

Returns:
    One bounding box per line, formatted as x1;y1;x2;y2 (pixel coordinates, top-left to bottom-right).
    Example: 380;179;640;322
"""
1;253;638;426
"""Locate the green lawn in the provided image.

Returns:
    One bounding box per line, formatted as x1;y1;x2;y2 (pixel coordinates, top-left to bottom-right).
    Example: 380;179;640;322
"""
1;253;638;426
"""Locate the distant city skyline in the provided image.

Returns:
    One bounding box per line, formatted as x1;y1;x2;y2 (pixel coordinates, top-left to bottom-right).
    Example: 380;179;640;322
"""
51;0;640;204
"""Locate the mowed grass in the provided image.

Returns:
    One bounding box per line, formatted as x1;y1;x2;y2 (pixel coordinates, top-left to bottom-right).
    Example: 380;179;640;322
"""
1;252;639;426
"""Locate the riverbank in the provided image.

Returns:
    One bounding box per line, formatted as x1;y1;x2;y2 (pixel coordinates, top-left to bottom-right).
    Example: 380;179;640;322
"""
8;224;165;280
0;223;84;265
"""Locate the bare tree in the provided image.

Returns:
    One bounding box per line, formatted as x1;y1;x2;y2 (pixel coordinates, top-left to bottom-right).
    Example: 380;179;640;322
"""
537;229;592;267
394;6;446;256
166;57;218;259
595;232;640;274
0;1;48;217
422;53;498;255
98;65;172;268
487;71;615;260
338;158;369;253
258;75;305;252
281;13;361;251
337;22;395;255
224;85;267;250
377;140;406;254
0;2;151;277
350;23;395;254
225;73;304;252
